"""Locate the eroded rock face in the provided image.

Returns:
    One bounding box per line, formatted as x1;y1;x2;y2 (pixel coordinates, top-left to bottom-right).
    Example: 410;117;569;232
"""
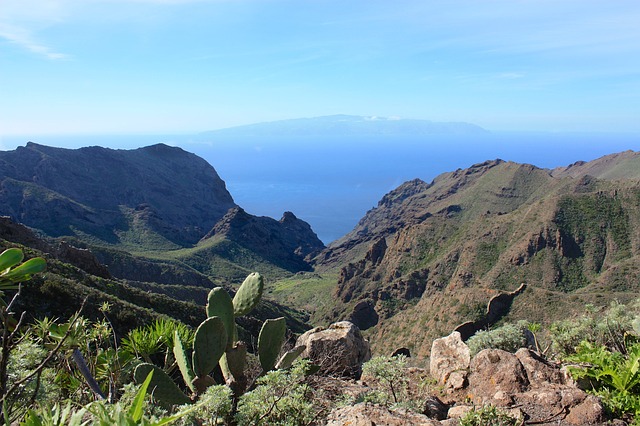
429;331;470;391
296;321;371;378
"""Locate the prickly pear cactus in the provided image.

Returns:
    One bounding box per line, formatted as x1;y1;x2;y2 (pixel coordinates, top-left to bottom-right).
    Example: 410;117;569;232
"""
206;287;236;348
258;317;286;372
192;316;227;379
134;363;191;406
232;272;264;317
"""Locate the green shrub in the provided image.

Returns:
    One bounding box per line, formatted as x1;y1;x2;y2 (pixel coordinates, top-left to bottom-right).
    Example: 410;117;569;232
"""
467;321;530;356
550;301;640;357
176;385;232;426
361;355;413;408
459;405;522;426
235;359;316;426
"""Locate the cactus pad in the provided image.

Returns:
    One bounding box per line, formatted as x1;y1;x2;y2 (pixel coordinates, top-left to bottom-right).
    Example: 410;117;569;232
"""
134;363;191;406
258;317;286;372
192;316;227;378
232;272;264;317
206;287;236;348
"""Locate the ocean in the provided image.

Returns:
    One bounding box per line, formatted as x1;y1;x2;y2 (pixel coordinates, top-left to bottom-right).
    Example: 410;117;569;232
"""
3;132;640;244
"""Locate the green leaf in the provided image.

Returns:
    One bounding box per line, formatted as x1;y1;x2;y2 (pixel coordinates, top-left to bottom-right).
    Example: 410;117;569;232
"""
1;257;46;283
0;248;23;272
130;370;153;421
173;330;195;393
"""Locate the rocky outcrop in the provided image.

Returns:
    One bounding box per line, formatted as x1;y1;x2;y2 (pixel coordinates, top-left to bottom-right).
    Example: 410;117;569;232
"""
202;207;324;272
454;283;527;341
296;321;371;378
429;336;606;425
429;331;470;392
325;403;441;426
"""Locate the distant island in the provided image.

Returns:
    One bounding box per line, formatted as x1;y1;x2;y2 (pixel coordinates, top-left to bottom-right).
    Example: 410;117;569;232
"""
200;114;489;137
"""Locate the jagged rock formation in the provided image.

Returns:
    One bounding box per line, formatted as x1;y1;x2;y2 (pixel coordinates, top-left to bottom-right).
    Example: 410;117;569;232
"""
201;207;324;272
315;151;640;356
454;283;527;341
0;142;325;281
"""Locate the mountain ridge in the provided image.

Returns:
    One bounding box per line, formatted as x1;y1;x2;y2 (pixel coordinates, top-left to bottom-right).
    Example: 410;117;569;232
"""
312;150;640;356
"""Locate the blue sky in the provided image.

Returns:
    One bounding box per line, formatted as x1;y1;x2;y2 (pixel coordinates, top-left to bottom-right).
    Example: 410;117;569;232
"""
1;0;640;137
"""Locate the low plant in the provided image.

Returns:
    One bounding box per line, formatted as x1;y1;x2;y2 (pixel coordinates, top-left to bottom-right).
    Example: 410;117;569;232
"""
235;359;316;426
566;341;640;423
466;321;530;356
550;300;640;357
361;355;412;408
459;404;522;426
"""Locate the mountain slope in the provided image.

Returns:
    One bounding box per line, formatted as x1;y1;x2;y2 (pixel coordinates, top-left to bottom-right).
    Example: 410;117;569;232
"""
0;142;325;282
314;151;640;356
0;142;236;247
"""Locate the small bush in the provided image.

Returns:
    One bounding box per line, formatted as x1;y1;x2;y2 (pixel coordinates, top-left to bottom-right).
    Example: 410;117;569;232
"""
235;359;317;426
550;300;640;357
467;321;530;356
361;355;412;408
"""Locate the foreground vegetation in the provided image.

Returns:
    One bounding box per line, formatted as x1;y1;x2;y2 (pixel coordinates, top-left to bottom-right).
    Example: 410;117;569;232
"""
6;245;640;425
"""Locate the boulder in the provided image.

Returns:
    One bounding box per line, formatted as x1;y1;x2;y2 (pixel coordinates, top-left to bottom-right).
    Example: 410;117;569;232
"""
515;348;565;387
429;331;470;391
295;321;371;378
467;349;529;402
571;395;606;425
325;403;441;426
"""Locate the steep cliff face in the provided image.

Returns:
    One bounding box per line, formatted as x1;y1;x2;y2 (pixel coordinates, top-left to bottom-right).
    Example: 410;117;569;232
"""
0;142;236;246
315;152;640;356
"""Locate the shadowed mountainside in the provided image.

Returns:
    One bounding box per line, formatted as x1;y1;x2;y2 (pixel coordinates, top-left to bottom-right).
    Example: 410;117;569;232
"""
0;142;325;282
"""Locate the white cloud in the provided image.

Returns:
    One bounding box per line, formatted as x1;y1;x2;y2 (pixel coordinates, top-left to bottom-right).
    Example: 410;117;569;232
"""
0;23;69;59
0;0;70;59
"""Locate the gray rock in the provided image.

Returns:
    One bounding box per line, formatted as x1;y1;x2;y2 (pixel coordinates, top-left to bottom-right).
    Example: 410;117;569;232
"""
429;331;470;391
325;403;441;426
467;349;529;401
296;321;371;378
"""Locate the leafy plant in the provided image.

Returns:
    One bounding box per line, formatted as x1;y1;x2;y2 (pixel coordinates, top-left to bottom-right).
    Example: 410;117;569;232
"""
550;300;640;357
567;341;640;421
361;355;411;407
0;248;46;423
